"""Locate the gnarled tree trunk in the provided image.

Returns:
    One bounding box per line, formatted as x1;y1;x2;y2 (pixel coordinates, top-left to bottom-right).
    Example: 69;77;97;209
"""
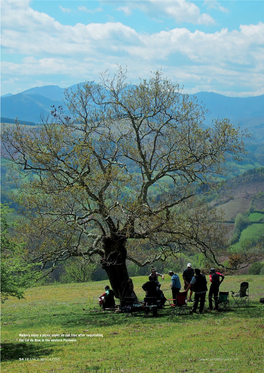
101;236;132;305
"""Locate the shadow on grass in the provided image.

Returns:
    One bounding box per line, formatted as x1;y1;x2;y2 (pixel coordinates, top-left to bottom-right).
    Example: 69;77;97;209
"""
62;308;149;328
60;304;264;328
155;303;264;324
227;304;264;318
0;342;54;362
11;303;261;330
61;306;201;327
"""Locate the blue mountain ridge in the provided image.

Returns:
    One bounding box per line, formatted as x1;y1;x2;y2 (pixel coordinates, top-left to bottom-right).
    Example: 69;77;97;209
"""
194;92;264;120
1;84;264;127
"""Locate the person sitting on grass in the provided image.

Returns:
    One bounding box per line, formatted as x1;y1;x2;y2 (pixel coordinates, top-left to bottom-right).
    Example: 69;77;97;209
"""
98;285;116;310
156;282;167;308
123;277;138;303
142;276;158;317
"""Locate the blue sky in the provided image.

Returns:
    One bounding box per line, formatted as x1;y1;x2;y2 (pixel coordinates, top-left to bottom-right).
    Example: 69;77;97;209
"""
1;0;264;97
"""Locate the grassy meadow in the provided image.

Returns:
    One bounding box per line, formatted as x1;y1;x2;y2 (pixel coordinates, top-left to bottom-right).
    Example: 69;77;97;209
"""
1;275;264;372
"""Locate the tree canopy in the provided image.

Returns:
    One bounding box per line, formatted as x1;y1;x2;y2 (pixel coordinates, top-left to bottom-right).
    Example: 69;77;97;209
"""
1;68;248;301
0;205;40;302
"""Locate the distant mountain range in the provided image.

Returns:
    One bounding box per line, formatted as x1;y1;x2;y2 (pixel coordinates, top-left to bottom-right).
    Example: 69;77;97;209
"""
1;85;264;140
194;92;264;120
1;85;67;123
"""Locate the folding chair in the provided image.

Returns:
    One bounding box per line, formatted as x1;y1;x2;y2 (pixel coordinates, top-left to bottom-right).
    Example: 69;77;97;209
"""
169;291;188;315
231;282;249;307
216;291;230;311
121;297;144;316
122;297;135;316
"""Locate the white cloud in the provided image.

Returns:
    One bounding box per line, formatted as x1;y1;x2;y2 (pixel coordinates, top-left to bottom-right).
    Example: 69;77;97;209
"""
1;0;61;30
104;0;215;25
59;6;72;14
3;1;262;66
1;57;87;76
1;0;30;9
117;6;133;16
1;0;263;96
204;0;229;13
78;6;103;14
116;24;264;68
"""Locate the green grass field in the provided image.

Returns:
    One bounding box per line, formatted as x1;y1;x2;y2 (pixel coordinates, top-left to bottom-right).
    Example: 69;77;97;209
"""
1;275;264;372
239;223;264;242
249;213;264;222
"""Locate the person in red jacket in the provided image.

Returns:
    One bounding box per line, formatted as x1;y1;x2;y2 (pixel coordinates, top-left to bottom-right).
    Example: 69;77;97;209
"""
208;268;224;310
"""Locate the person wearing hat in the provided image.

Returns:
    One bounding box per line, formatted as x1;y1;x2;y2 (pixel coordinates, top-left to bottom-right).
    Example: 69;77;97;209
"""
187;268;207;314
168;271;181;305
149;267;164;282
183;263;194;302
208;268;225;310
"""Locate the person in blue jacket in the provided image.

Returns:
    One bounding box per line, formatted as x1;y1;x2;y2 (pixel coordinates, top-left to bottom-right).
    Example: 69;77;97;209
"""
168;271;181;304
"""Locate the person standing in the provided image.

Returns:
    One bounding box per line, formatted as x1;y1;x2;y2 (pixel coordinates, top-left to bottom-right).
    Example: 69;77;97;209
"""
208;268;225;310
168;271;181;305
149;267;164;283
187;268;207;314
183;263;194;302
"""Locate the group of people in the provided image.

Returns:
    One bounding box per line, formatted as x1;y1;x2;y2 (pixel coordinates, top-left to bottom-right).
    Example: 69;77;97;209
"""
169;264;225;314
167;264;224;314
98;264;225;315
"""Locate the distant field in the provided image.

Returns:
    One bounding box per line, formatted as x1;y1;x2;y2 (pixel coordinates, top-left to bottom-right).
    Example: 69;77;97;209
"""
215;198;250;220
249;212;264;222
1;122;38;128
227;161;263;175
1;275;264;372
239;223;264;242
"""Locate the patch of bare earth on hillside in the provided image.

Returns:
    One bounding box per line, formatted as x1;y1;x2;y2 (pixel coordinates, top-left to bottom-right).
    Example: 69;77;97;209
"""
210;177;264;221
214;197;251;221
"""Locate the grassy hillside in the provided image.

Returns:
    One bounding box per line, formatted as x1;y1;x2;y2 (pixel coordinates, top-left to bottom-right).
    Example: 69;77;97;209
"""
211;168;264;247
239;223;264;241
1;276;263;372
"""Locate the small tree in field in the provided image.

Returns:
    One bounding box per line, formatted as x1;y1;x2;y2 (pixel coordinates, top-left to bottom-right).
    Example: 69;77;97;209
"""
2;69;247;302
61;258;97;283
0;205;39;302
